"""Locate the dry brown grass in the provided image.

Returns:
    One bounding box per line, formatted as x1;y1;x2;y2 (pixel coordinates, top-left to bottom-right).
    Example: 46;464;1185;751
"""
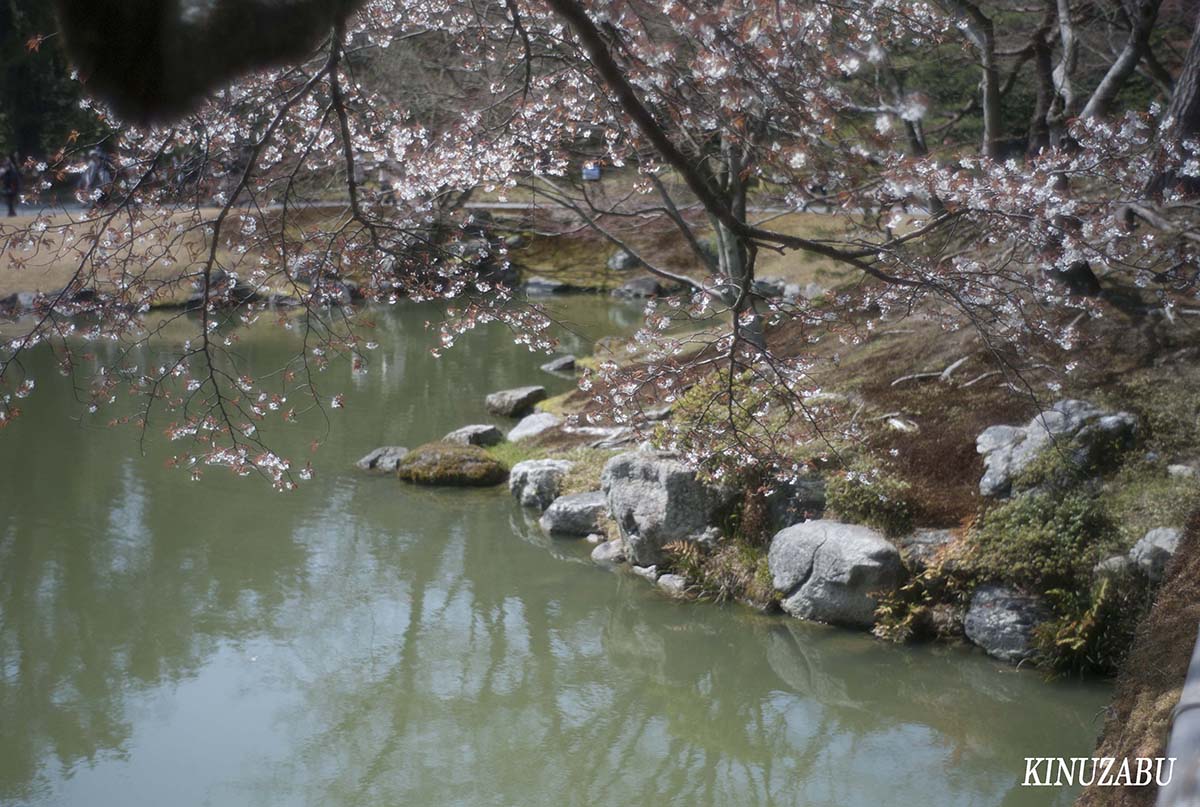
0;205;358;306
1077;511;1200;807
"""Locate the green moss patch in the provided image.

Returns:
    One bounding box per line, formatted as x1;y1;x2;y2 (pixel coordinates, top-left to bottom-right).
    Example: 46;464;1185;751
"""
396;441;508;487
483;440;545;471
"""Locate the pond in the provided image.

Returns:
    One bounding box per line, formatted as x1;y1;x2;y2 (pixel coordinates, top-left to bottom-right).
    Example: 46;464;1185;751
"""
0;297;1109;806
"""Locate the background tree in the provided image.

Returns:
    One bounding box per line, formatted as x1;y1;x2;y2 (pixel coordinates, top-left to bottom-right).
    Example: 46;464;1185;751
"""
1;0;1198;484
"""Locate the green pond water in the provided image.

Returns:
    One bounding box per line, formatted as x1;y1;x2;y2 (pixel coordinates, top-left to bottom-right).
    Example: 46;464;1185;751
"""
0;298;1110;806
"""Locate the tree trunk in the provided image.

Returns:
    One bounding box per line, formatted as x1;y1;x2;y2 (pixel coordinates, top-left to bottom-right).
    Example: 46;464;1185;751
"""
1167;14;1200;142
1149;10;1200;195
940;0;1001;158
1080;0;1162;119
1029;25;1055;154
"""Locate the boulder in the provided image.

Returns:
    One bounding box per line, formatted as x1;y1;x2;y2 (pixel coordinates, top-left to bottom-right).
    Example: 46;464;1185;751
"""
896;528;957;573
963;585;1049;664
632;565;659;582
767;520;904;628
485;385;547;417
508;412;562;442
0;291;38;313
752;277;786;298
539;491;608;535
266;292;302;307
442;424;503;447
509;459;573;509
523;277;568;295
607;249;641;272
540;355;576;374
585;426;635;449
183;268;260;309
976;399;1137;497
782;282;826;301
355;446;410;473
1130;527;1182;582
612;276;672;299
601;450;735;565
657;574;688;597
1094;554;1134;577
395;442;507;487
592;539;627;564
640;405;673;423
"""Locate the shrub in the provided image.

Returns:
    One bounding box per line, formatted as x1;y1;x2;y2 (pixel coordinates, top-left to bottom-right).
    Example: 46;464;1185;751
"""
1102;368;1200;459
1102;460;1200;547
654;368;779;484
826;464;914;537
1033;572;1154;676
967;491;1115;591
661;538;776;606
1013;429;1135;493
873;559;971;643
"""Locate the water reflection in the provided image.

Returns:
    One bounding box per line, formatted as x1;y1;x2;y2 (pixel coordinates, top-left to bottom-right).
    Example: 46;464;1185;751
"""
0;300;1108;807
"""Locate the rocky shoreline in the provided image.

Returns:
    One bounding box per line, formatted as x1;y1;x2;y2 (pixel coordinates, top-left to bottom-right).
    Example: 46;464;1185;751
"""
358;374;1191;672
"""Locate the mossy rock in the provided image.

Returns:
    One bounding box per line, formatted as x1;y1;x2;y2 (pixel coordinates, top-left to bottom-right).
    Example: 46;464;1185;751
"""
396;441;508;487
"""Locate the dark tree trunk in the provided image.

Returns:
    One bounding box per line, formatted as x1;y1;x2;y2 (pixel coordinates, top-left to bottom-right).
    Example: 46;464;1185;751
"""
1149;12;1200;196
1081;0;1162;119
1167;16;1200;142
1028;26;1055;154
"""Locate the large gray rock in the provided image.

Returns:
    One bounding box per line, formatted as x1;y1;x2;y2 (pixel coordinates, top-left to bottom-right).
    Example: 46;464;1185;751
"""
1094;554;1134;577
1168;464;1199;480
767;520;903;628
1130;527;1182;582
607;249;641;272
523;277;568;295
355;446;409;473
963;585;1049;664
485;385;547;417
540;355;576;374
612;276;672;299
657;574;688;597
591;539;627;564
509;459;574;510
394;442;507;487
752;277;786;298
976;399;1137;497
896;528;957;573
601;450;734;565
442;424;503;447
0;291;38;313
539;491;608;535
508;412;562;442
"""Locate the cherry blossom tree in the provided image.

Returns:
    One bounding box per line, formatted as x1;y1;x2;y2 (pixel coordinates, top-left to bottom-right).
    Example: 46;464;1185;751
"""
1;0;1198;485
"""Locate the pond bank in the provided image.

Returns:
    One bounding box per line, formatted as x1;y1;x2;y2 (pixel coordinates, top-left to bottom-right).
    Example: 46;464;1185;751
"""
0;299;1110;807
375;299;1199;685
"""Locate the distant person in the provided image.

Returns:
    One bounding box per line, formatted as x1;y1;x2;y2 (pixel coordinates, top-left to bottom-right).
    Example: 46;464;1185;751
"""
1;154;19;217
80;149;115;203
